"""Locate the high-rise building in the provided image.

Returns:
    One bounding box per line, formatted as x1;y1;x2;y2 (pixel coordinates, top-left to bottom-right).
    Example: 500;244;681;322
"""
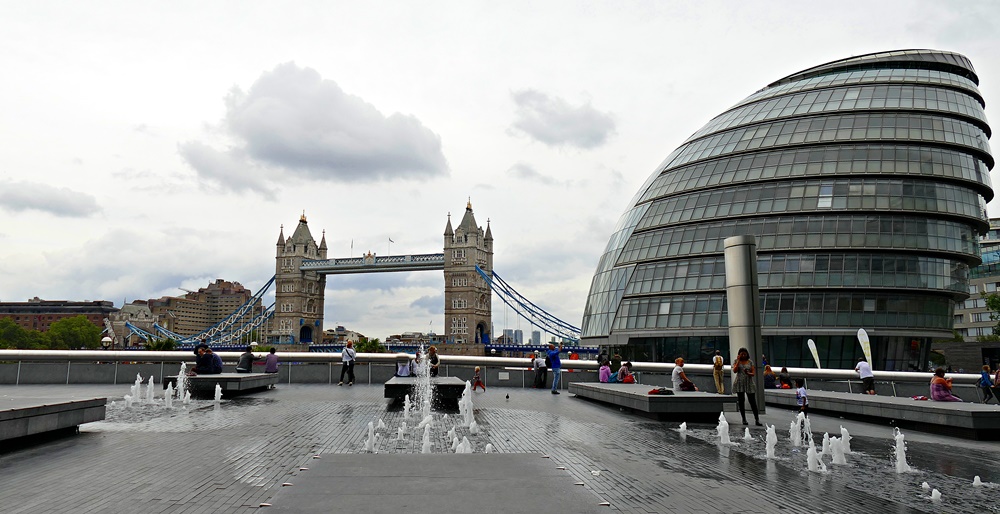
531;330;541;345
582;50;993;371
443;200;493;353
149;279;261;338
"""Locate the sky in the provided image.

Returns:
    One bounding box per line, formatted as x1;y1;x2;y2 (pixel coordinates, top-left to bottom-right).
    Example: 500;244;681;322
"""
3;1;1000;341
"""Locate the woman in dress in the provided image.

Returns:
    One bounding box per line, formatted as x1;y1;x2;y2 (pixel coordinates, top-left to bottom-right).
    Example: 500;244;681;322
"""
929;367;963;402
731;347;761;426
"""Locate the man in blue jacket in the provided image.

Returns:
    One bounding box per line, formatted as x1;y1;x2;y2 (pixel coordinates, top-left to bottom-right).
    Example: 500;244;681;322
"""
547;342;563;395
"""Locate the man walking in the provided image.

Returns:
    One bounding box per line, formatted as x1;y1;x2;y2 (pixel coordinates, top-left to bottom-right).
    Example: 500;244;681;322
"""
547;342;563;395
855;356;875;394
713;350;725;394
339;341;356;386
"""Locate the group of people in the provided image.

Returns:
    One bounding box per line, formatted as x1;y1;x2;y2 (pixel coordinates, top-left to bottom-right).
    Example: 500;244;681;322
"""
930;364;999;403
598;360;636;384
187;343;279;376
761;365;795;390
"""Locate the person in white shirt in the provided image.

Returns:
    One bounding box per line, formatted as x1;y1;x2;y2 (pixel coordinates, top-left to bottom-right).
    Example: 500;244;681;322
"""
339;341;357;386
854;357;875;395
532;351;547;389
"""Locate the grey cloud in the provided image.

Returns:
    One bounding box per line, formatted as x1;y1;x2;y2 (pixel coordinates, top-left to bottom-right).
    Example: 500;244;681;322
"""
178;141;276;199
0;181;100;217
509;89;616;149
181;62;448;196
507;162;559;185
410;294;443;315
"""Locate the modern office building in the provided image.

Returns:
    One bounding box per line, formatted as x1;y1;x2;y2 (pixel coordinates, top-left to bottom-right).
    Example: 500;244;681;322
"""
949;217;1000;369
581;50;994;371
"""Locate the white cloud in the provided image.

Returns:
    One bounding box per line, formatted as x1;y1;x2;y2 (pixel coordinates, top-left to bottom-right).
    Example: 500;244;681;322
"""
181;62;449;196
509;89;616;149
0;181;100;217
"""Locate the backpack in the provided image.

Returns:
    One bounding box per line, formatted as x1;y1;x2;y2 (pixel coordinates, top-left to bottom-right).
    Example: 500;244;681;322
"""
713;356;723;371
544;355;552;367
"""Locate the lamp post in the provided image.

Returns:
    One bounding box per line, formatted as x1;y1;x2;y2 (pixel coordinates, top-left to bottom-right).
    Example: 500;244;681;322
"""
101;336;113;351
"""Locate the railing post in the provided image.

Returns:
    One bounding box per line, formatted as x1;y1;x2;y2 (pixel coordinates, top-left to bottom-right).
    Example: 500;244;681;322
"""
16;360;21;385
66;361;71;384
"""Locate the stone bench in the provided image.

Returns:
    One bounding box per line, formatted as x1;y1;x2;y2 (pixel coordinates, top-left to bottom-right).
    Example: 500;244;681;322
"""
163;373;279;398
765;388;1000;440
569;382;736;422
0;397;107;441
384;376;467;409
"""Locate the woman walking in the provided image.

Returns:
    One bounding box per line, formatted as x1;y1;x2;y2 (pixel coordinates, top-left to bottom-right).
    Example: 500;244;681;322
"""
732;347;762;426
979;365;996;404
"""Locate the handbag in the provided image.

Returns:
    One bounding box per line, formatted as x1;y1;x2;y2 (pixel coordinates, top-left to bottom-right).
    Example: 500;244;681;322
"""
622;374;636;384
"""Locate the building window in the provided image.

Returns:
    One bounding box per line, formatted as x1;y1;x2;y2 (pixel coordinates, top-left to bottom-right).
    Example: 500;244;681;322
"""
452;276;468;287
453;249;466;260
452;299;468;309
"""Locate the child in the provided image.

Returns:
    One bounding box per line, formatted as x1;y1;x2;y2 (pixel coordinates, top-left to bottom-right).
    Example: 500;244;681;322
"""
472;366;486;392
599;360;611;383
795;378;808;416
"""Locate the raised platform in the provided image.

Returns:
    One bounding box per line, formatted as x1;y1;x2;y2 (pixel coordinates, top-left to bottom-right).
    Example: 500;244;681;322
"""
384;376;467;408
265;453;604;513
765;388;1000;440
0;397;106;442
163;373;279;398
569;382;735;421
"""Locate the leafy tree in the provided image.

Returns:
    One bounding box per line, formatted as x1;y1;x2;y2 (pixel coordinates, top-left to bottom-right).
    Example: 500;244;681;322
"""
355;337;386;353
980;292;1000;342
47;316;102;349
0;318;50;349
146;338;177;351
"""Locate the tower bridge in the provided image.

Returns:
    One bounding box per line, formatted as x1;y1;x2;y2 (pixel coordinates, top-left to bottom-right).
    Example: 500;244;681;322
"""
124;200;580;352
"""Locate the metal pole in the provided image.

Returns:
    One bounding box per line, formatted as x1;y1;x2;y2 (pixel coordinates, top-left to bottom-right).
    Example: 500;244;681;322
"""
724;235;765;414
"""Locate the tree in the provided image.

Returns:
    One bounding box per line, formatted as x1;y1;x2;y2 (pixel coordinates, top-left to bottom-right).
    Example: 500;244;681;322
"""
980;292;1000;342
47;316;102;349
0;318;49;349
146;338;177;351
355;337;386;353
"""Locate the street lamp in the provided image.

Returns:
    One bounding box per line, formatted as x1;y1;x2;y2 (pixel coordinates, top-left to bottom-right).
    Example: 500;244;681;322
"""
101;336;113;351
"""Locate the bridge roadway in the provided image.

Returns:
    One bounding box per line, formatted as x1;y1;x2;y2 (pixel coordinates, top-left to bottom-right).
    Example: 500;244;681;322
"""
299;253;444;274
1;383;998;513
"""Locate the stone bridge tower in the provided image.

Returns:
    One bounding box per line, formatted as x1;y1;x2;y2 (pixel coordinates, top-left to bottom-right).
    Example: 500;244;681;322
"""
269;213;327;344
443;200;493;354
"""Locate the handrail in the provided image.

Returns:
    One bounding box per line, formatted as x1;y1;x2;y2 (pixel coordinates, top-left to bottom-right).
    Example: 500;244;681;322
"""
0;350;984;385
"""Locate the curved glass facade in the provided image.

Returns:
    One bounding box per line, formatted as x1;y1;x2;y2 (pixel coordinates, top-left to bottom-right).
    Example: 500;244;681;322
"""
582;50;994;371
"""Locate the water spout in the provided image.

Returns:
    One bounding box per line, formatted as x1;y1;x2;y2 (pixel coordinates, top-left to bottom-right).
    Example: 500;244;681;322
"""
716;412;731;445
893;427;911;473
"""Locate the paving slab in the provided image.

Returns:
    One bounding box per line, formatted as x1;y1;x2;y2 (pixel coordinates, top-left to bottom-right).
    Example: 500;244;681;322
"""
266;454;605;513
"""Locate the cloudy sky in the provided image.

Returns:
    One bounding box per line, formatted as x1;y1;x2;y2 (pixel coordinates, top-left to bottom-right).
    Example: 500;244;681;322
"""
2;1;1000;341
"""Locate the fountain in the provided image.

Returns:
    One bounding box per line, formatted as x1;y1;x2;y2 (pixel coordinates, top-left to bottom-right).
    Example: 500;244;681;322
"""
176;363;188;402
421;424;432;453
743;428;753;441
456;436;472;453
930;489;941;502
765;425;777;460
789;414;803;447
417;415;433;429
145;375;156;404
893;427;912;473
397;422;407;441
678;422;687;433
451;436;460;451
130;374;143;403
801;414;813;446
840;425;852;453
821;432;830;455
214;384;222;403
378;418;386;430
403;394;411;420
164;383;174;409
365;421;376;452
484;443;494;453
123;394;134;408
806;442;827;473
469;420;480;435
830;436;846;465
716;412;731;445
921;482;931;492
447;426;456;440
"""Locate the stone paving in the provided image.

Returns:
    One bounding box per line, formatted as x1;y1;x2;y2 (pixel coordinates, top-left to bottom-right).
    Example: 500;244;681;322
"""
1;384;999;513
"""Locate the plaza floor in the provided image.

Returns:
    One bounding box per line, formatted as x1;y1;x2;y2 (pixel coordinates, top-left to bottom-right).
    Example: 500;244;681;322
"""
1;384;998;513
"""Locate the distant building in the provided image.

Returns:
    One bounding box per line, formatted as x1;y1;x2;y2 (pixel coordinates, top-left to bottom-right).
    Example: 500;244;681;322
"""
107;301;158;348
531;330;541;345
0;298;117;332
148;279;261;338
322;325;363;344
949;217;1000;369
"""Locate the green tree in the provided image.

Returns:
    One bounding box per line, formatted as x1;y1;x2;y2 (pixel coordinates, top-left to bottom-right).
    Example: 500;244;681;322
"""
47;316;102;349
146;338;177;351
0;317;27;348
355;337;386;353
980;292;1000;342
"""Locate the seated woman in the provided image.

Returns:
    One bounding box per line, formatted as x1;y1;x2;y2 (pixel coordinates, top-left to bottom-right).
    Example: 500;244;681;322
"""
617;362;635;383
763;365;777;389
599;361;611;383
671;357;697;391
930;368;963;402
778;367;793;389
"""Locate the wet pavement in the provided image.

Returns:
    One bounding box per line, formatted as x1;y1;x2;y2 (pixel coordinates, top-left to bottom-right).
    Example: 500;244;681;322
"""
0;384;998;513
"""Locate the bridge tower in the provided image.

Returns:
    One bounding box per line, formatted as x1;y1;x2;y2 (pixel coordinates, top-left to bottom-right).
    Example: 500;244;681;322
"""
443;200;493;354
269;213;327;344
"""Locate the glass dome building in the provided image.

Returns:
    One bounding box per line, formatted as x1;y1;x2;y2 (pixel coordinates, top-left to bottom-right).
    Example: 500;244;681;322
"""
581;50;993;371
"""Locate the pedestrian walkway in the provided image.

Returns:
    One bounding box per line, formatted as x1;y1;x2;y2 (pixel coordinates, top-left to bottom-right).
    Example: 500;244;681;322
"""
0;384;997;513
